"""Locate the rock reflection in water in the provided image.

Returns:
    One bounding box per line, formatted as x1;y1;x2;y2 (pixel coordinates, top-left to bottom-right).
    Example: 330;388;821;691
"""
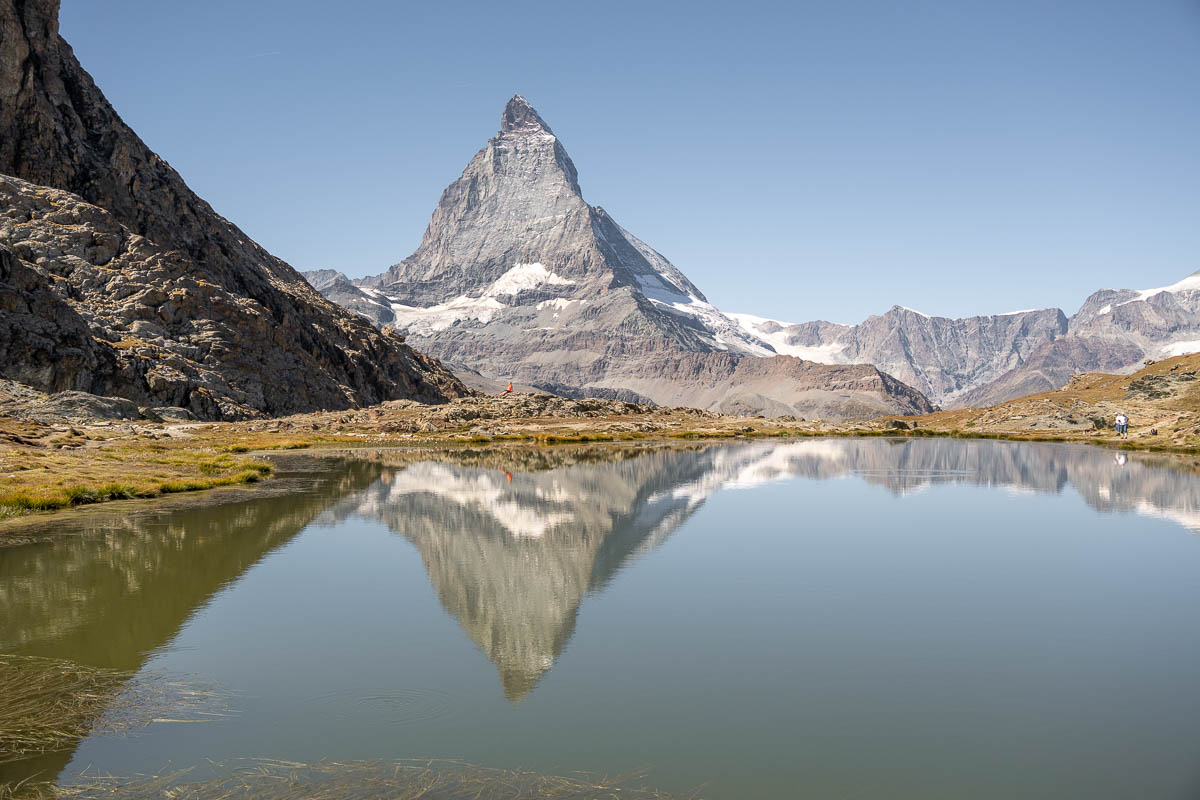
323;439;1200;701
0;457;388;785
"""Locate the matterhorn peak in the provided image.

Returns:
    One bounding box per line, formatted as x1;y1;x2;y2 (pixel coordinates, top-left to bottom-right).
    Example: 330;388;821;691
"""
501;94;554;135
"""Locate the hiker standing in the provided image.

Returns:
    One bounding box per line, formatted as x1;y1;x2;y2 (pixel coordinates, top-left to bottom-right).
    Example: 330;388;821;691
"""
1114;412;1129;439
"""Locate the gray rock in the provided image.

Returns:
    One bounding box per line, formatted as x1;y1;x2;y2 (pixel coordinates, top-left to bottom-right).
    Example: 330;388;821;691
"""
147;406;195;421
35;390;140;420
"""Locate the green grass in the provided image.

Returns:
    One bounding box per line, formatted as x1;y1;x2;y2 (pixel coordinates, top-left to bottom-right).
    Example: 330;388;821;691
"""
0;462;273;518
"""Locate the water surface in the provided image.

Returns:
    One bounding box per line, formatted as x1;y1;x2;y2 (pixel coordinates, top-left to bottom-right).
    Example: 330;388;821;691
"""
2;440;1199;798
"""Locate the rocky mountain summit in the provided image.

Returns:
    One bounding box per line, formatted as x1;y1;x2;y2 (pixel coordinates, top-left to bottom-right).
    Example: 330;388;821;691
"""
308;95;933;420
736;270;1200;408
0;0;466;418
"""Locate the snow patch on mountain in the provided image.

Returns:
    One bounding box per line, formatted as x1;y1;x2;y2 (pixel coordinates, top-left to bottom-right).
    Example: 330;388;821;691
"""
1160;340;1200;358
488;262;573;296
389;295;505;335
726;313;851;362
384;263;575;335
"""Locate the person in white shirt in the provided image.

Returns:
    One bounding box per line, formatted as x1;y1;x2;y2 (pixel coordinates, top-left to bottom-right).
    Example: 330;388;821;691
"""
1114;413;1129;439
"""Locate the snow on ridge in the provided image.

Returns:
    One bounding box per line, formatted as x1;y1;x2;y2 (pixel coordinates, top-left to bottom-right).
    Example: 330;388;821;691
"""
630;273;777;356
726;312;848;363
353;286;392;309
1098;272;1200;316
727;311;802;329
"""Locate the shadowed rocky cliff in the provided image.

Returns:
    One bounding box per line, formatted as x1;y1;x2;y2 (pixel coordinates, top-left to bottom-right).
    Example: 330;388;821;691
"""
0;0;467;418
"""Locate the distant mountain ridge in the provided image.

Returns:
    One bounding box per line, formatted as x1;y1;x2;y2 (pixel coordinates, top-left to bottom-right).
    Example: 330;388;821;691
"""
736;270;1200;408
306;95;933;420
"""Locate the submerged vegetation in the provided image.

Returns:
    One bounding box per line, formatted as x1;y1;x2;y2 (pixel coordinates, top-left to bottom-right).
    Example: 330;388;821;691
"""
0;655;228;766
8;759;697;800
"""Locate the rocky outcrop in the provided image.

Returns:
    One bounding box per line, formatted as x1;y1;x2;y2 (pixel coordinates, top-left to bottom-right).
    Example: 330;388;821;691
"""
0;176;464;417
0;0;467;418
0;243;112;394
313;95;931;420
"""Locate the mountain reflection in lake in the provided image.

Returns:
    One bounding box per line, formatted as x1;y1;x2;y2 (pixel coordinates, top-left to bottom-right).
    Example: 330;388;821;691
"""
2;439;1199;799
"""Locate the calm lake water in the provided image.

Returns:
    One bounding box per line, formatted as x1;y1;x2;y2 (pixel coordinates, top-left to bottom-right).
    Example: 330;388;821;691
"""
2;439;1200;798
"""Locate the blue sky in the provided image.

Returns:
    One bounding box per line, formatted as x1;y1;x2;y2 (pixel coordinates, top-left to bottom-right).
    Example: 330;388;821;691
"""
61;0;1200;323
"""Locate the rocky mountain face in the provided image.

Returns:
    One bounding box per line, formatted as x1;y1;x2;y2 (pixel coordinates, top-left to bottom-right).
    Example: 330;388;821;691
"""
0;0;466;418
734;307;1070;407
734;270;1200;408
307;95;932;420
734;308;1075;407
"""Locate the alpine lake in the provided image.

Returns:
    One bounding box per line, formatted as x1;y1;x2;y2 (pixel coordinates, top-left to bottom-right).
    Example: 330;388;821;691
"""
2;438;1199;799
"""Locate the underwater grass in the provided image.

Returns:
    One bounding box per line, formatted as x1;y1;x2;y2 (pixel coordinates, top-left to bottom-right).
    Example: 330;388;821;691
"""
0;655;229;766
11;759;701;800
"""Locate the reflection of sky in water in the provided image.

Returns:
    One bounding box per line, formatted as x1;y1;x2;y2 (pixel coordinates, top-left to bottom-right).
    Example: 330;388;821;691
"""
2;440;1199;800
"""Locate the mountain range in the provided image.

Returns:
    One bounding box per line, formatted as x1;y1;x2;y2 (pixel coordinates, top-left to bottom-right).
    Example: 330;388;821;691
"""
308;95;1199;413
304;96;933;420
733;271;1200;408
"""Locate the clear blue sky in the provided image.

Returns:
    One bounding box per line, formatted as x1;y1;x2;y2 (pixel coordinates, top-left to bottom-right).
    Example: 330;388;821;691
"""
61;0;1200;323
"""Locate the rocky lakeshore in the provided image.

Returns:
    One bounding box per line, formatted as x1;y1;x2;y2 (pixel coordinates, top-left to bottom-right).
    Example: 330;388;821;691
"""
4;353;1198;527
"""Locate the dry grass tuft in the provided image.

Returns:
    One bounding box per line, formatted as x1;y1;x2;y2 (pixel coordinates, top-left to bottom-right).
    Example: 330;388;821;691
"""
0;655;229;765
11;759;699;800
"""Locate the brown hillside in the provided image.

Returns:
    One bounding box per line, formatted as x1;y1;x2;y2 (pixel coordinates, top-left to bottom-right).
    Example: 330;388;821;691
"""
908;353;1200;448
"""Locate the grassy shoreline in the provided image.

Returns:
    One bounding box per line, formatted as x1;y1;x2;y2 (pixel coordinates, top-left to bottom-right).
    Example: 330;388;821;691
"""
4;353;1197;523
2;417;1196;525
